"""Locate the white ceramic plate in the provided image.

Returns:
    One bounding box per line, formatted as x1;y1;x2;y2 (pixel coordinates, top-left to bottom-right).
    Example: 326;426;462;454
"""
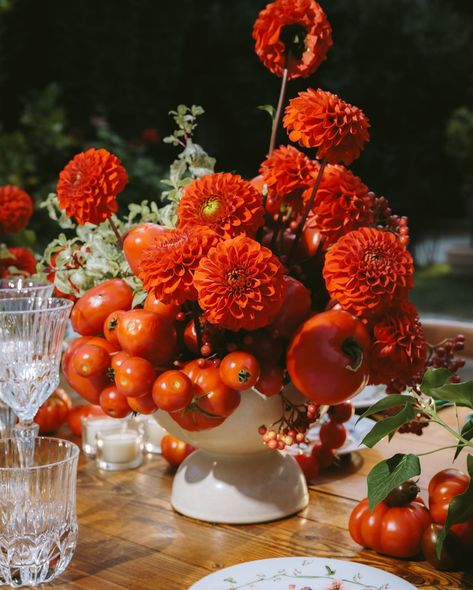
350;385;386;409
305;415;375;455
189;556;417;589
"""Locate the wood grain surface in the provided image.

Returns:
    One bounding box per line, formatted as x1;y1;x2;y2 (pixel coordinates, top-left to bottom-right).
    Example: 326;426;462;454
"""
46;406;473;590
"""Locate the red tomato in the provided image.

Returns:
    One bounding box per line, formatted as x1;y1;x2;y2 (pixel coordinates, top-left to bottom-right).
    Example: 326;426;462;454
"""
71;279;133;336
99;386;132;418
114;356;156;398
328;402;353;424
160;434;195;467
311;444;335;468
171;409;226;431
72;343;111;377
270;276;311;339
143;291;180;320
127;392;157;415
123;223;164;275
34;388;72;434
349;496;431;558
111;351;131;372
421;523;464;571
219;352;260;391
67;404;105;437
104;310;126;348
301;226;322;258
183;319;199;354
255;365;284;397
319;421;347;449
294;451;319;483
152;370;194;413
117;309;177;366
287;310;371;405
86;336;118;354
241;329;283;366
61;336;93;375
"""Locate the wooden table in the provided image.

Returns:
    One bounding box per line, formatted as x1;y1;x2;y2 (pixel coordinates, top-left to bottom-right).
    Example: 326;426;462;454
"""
49;407;473;590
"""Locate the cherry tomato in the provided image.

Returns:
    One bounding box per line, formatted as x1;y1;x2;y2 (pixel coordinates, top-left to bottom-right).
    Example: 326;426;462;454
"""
34;388;72;434
160;434;195;467
219;352;260;391
287;310;371;405
111;351;131;372
385;481;420;507
255;365;284;397
349;495;431;558
152;370;194;413
328;402;353;424
114;356;156;398
117;309;177;366
62;339;111;404
66;404;105;437
421;523;464;571
301;225;322;258
270;276;311;339
61;336;93;375
86;336;119;354
127;392;158;415
319;421;347;449
71;279;133;336
72;344;111;377
143;291;180;321
99;386;131;418
123;223;164;275
104;310;125;348
294;451;319;483
311;444;335;468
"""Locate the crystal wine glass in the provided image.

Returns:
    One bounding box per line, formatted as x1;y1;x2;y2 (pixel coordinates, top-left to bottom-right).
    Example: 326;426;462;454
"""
0;297;73;464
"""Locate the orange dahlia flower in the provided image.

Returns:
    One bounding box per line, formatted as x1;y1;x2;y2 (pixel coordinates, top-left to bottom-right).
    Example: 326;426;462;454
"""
253;0;332;79
138;227;220;305
0;247;37;278
323;227;414;317
369;300;427;388
283;89;370;165
194;236;286;331
0;185;33;234
57;148;128;225
260;144;318;215
304;164;375;247
177;173;264;239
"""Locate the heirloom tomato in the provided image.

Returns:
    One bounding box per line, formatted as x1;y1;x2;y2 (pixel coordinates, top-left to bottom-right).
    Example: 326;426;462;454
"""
219;352;260;391
152;370;194;413
67;404;105;437
99;386;131;418
104;310;125;348
123;223;164;275
34;388;72;434
117;309;177;366
160;434;195;467
269;276;311;339
143;291;180;321
71;279;133;336
287;310;370;405
421;523;463;571
115;356;156;398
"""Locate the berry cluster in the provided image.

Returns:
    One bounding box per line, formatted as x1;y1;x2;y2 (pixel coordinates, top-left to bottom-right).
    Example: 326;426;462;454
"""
373;195;410;246
259;400;320;450
426;334;465;383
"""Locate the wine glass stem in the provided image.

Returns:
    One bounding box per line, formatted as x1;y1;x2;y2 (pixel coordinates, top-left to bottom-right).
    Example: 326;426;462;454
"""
13;420;39;467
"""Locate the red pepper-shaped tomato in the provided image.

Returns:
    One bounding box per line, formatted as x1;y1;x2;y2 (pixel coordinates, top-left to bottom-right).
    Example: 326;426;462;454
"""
349;494;431;558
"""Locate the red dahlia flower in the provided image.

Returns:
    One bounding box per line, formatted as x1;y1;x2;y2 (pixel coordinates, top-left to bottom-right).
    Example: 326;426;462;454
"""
283;88;370;165
57;148;128;225
0;247;37;278
138;227;220;305
177;173;264;239
260;144;318;215
0;185;34;234
369;300;428;388
323;227;414;317
194;236;286;332
304;164;375;247
253;0;332;79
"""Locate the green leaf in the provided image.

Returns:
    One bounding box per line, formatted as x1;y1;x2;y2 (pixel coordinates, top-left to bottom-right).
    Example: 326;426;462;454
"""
367;454;421;511
436;454;473;558
357;394;414;423
428;380;473;409
257;104;276;121
361;402;416;448
454;416;473;460
420;367;452;394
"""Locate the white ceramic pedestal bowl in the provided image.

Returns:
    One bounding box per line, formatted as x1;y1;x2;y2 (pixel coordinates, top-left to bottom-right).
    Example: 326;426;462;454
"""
155;385;309;524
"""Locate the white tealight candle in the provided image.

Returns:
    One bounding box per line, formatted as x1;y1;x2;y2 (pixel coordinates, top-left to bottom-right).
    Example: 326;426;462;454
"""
96;429;143;471
82;417;122;456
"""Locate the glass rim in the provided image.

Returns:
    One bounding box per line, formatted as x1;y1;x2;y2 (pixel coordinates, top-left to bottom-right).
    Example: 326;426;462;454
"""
0;436;80;472
0;296;74;314
0;277;53;291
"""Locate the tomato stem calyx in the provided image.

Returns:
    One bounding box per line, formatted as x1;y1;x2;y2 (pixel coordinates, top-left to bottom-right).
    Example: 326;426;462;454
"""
342;337;364;372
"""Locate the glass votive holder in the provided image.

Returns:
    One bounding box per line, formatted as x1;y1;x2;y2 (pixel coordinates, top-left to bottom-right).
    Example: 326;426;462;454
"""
138;415;166;454
81;414;126;456
96;426;143;471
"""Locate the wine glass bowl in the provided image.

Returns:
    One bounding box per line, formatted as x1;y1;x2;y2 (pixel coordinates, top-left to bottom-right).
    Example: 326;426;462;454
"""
0;278;54;300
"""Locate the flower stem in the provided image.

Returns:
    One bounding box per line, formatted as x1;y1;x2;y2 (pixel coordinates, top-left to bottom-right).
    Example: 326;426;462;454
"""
108;217;123;248
287;159;327;264
270;208;285;252
268;66;289;157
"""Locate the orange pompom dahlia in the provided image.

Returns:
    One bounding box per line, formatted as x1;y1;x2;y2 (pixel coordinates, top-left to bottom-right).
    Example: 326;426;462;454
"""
138;227;220;305
57;148;128;225
0;247;37;278
260;144;318;214
177;173;264;239
253;0;332;79
323;227;414;317
369;300;428;388
194;236;286;331
304;164;375;247
283;89;370;165
0;185;33;234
